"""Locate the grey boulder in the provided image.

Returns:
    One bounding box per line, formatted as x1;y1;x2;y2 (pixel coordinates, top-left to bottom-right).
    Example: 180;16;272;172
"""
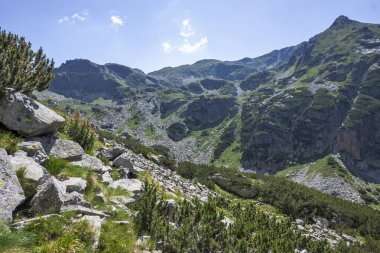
64;192;91;207
71;154;103;172
112;153;133;169
80;215;102;250
49;139;84;161
30;176;66;215
17;141;48;164
0;149;25;222
110;179;143;195
0;91;65;136
62;177;87;193
8;152;48;198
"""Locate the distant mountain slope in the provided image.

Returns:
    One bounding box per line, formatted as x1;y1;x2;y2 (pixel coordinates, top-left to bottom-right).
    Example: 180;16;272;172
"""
48;16;380;184
148;45;300;86
50;59;160;101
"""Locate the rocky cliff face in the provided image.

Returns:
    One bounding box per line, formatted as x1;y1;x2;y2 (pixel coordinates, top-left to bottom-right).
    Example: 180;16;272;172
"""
240;16;380;183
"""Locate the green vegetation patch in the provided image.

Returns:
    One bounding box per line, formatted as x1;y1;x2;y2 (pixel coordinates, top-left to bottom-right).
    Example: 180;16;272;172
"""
0;129;23;154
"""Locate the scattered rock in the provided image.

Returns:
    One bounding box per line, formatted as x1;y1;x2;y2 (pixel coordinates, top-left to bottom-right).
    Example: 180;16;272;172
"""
100;171;113;185
80;215;102;250
8;152;48;198
136;235;151;246
62;177;87;193
114;220;130;225
109;196;136;207
110;179;143;195
17;141;48;164
0;149;25;222
61;205;109;218
30;176;66;215
112;153;133;169
11;214;60;229
49;139;84;161
71;154;103;172
0;91;65;136
130;165;145;176
98;146;125;161
93;192;106;203
221;216;234;228
64;192;91;207
164;199;176;216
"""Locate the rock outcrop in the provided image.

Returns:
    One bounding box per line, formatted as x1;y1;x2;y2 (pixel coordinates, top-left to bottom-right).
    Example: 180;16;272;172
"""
0;91;65;136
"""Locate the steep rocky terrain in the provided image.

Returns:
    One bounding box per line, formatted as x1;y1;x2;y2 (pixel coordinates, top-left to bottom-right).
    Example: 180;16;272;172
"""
2;90;380;252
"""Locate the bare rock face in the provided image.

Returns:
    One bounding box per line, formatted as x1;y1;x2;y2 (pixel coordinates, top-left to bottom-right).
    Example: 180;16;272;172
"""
0;149;25;222
30;176;66;215
0;91;65;136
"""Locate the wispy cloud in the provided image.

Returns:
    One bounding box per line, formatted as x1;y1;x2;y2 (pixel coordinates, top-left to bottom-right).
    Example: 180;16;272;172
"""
178;37;208;53
110;15;125;30
58;10;88;24
180;19;196;38
162;42;173;54
163;19;208;54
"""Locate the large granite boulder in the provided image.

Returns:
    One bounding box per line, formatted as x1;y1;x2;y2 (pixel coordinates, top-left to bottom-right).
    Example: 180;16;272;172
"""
8;151;49;198
0;91;65;136
0;149;25;222
30;176;66;214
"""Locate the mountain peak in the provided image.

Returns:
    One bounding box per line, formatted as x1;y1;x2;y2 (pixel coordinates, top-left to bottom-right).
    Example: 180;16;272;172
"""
330;15;356;29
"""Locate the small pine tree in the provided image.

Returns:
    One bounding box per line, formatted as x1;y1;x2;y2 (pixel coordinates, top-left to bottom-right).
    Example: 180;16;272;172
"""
65;112;95;152
0;27;54;94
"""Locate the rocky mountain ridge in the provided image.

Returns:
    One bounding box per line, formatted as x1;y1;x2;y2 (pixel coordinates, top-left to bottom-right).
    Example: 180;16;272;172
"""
46;16;380;186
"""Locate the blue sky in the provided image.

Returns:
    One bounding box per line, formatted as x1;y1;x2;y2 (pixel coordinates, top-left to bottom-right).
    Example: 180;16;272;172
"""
1;0;379;72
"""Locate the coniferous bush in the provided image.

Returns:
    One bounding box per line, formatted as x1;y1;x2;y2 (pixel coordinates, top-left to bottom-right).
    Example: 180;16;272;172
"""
66;112;96;152
0;27;54;94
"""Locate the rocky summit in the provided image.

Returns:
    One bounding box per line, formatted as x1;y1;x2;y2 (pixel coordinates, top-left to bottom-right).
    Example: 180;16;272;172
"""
1;11;380;253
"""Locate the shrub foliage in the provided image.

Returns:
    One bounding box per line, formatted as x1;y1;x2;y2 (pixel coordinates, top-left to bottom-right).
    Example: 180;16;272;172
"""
0;27;54;94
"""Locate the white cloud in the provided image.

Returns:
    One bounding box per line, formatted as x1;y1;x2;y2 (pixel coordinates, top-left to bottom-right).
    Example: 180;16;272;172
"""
178;37;208;53
162;19;208;54
58;10;88;24
162;42;173;54
180;19;196;38
110;16;125;31
58;16;69;23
